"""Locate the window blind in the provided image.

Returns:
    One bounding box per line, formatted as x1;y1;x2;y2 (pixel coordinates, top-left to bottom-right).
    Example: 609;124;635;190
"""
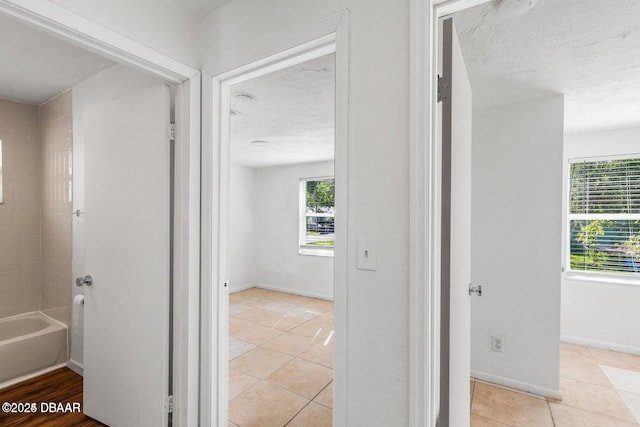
569;158;640;274
570;159;640;214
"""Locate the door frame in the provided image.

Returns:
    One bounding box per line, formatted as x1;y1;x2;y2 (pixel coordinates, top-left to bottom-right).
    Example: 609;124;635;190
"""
409;0;492;425
0;2;202;426
200;11;349;426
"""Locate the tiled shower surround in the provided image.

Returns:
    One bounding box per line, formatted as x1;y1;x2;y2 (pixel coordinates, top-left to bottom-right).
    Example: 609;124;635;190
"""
39;92;72;325
0;93;72;324
0;99;41;318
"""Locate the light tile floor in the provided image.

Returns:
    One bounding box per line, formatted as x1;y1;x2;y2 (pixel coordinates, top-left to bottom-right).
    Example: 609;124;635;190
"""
471;343;640;426
229;290;640;427
228;288;334;427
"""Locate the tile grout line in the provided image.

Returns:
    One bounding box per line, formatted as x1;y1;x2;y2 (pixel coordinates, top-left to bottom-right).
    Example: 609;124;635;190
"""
282;379;333;427
283;398;312;426
229;288;335;425
309;380;333;407
470;344;640;426
546;397;557;427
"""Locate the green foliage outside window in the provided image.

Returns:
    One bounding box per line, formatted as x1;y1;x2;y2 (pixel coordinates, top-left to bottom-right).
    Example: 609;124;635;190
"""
569;159;640;274
303;179;335;248
306;179;335;213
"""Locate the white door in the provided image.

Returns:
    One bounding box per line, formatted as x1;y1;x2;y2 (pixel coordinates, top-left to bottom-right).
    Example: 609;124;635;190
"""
439;18;473;427
82;84;171;426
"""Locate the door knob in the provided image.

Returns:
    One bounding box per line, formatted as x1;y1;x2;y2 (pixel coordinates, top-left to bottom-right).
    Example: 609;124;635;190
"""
76;275;93;287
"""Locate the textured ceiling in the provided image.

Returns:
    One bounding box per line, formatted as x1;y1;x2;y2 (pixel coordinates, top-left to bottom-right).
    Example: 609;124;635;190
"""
454;0;640;133
167;0;232;17
230;53;335;168
0;13;114;105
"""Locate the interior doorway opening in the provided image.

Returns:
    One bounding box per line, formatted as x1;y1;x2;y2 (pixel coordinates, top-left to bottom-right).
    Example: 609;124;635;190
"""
0;7;199;426
226;52;337;425
204;30;349;423
435;0;640;425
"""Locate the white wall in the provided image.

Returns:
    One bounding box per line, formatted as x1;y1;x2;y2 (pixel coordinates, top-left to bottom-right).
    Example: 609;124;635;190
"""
70;64;164;372
256;161;334;299
203;1;410;424
561;126;640;354
48;0;200;68
229;161;335;300
471;96;564;397
228;164;258;292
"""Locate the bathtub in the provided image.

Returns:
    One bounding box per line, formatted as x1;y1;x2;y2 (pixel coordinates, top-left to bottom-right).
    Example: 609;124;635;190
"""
0;312;68;384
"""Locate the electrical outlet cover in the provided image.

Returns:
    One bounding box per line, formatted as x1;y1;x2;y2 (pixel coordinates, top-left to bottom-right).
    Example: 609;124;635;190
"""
491;336;504;352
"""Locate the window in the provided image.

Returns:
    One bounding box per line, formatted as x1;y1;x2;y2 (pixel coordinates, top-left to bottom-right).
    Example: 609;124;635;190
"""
568;157;640;275
299;178;334;255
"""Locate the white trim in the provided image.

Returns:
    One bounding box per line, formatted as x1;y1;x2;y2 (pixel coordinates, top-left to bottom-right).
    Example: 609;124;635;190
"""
172;77;201;427
252;284;334;302
199;69;218;427
228;283;335;300
332;17;350;426
568;213;640;221
413;1;493;426
408;0;432;425
204;12;344;77
470;370;563;400
563;152;571;274
436;0;494;17
0;0;197;83
217;39;336;86
299;176;336;252
565;154;640;278
201;11;349;426
67;359;83;376
0;6;201;425
217;67;232;427
561;335;640;356
564;272;640;287
569;153;640;163
299;247;335;257
228;284;255;294
0;363;67;391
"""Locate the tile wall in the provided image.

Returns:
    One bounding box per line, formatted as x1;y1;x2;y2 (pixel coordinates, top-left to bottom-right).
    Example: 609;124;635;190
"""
39;91;73;325
0;92;73;324
0;99;41;319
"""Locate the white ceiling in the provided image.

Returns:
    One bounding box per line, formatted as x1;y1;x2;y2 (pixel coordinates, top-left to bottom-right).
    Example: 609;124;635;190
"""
230;53;335;168
454;0;640;134
0;13;114;105
167;0;233;17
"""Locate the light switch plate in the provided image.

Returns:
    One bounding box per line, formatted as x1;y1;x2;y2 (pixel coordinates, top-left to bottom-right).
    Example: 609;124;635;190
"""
357;238;377;271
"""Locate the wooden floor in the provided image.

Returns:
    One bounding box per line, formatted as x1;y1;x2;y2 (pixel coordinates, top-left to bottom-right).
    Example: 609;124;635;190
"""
0;368;105;427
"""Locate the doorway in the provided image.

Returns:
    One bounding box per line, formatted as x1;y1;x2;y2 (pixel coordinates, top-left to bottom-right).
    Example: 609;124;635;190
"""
435;0;640;425
435;3;564;424
202;29;349;424
0;7;198;426
226;52;336;425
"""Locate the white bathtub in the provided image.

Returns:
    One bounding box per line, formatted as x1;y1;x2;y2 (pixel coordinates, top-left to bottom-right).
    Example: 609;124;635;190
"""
0;312;68;384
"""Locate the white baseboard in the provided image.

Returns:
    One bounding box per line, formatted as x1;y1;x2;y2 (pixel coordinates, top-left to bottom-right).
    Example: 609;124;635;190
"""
232;284;334;301
471;369;562;400
561;335;640;356
67;359;84;376
229;283;255;294
255;283;333;301
0;363;68;390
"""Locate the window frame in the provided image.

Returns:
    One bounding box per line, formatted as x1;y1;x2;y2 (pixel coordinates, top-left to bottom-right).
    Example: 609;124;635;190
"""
299;176;335;257
566;154;640;284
